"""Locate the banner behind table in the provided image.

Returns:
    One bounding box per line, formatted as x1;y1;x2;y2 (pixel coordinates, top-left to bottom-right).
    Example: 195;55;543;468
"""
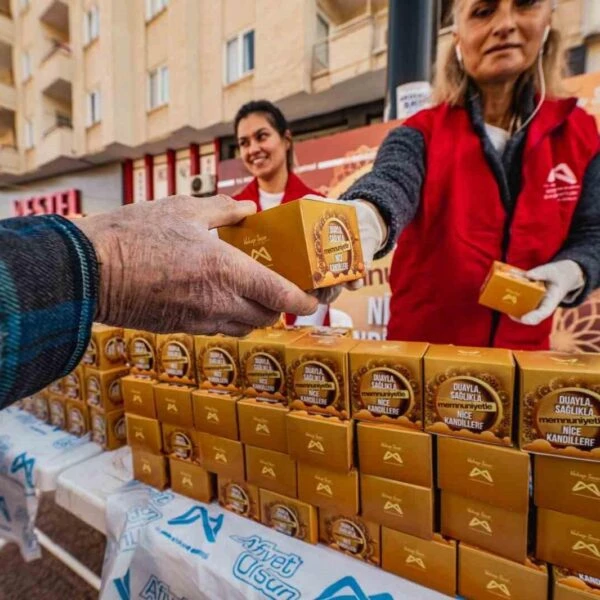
218;75;600;351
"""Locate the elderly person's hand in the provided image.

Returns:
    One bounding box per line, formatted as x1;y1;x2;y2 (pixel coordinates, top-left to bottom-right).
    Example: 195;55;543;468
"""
76;194;318;335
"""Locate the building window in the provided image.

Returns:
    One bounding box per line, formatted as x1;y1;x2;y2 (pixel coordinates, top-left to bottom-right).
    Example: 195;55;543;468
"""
225;29;254;84
86;89;102;126
83;5;100;46
314;14;330;71
21;51;31;81
147;65;169;110
24;119;33;149
145;0;168;21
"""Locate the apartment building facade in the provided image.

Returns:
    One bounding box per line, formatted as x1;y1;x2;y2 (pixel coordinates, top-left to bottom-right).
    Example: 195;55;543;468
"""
0;0;599;218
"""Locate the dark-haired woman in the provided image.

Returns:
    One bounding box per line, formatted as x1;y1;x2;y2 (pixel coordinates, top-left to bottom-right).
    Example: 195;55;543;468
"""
232;100;328;325
233;99;319;211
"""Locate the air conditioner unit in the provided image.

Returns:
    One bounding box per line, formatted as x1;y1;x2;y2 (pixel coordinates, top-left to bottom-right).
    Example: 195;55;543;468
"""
185;173;217;197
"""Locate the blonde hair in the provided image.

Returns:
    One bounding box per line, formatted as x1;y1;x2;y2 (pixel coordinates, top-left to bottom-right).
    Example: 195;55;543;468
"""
433;0;566;106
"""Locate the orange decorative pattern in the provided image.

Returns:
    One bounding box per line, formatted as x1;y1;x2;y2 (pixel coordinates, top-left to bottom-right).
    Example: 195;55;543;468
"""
551;289;600;353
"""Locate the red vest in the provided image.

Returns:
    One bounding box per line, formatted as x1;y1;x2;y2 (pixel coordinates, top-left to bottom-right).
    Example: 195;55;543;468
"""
233;172;329;326
388;99;599;350
233;172;320;209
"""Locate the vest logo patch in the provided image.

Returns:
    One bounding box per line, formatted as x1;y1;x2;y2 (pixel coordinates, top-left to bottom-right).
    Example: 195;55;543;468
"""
548;163;577;185
544;163;580;202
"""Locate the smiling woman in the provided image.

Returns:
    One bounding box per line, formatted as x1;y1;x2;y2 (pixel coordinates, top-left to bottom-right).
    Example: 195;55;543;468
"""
338;0;600;351
232;100;319;211
231;100;330;326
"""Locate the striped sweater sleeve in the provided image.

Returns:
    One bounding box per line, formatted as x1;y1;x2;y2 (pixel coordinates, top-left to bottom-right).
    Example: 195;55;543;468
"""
0;215;99;408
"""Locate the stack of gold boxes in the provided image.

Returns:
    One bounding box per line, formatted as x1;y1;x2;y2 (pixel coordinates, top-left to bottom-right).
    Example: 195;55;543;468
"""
21;357;86;430
19;325;129;449
424;345;548;598
352;340;455;594
80;324;129;448
118;325;600;599
50;362;86;431
516;351;600;599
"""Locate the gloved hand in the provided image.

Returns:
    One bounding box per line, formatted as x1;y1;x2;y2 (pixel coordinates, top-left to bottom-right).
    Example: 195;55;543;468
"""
516;260;585;326
76;194;318;336
304;197;387;304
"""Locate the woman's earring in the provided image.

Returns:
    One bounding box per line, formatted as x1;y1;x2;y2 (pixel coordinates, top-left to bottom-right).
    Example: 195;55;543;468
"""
455;44;463;68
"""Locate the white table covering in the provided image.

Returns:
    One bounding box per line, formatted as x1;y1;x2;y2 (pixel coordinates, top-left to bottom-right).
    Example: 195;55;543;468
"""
100;482;452;600
55;445;133;534
0;406;102;559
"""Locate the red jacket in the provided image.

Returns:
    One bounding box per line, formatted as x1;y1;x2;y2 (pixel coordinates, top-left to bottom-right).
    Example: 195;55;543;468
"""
233;172;320;210
233;172;329;326
388;99;599;350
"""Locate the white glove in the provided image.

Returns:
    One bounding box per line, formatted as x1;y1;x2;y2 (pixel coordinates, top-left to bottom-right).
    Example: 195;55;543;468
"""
516;260;585;326
304;196;387;302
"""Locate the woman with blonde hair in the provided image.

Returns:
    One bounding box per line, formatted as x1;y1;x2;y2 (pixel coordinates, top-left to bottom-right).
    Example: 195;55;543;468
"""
341;0;600;350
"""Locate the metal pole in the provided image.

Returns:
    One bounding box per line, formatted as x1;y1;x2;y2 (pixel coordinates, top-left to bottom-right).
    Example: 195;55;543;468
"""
35;528;102;591
384;0;437;121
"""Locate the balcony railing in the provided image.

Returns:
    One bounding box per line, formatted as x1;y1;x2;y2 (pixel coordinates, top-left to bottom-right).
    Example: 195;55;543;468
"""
41;38;71;64
0;144;20;173
0;78;15;110
0;10;13;46
37;122;74;167
39;41;72;102
43;113;72;138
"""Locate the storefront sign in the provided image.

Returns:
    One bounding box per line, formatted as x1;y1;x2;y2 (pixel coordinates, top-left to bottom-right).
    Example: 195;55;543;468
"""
12;188;82;218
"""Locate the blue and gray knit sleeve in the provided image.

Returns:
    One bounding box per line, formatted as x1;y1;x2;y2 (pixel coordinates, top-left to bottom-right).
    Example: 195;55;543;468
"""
0;215;99;408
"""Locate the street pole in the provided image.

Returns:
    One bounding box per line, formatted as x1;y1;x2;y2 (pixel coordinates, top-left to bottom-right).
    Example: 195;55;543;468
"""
384;0;438;121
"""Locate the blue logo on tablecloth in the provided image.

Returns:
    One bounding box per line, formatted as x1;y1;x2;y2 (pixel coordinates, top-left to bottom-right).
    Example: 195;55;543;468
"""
113;569;130;600
148;489;175;507
52;435;82;449
315;576;393;600
10;452;35;489
167;506;224;543
126;505;162;529
119;505;163;552
140;575;186;600
231;534;302;600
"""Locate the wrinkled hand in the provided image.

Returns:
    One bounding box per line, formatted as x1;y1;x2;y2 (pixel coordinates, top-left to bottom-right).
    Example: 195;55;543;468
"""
515;260;585;326
76;194;318;335
307;197;387;304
